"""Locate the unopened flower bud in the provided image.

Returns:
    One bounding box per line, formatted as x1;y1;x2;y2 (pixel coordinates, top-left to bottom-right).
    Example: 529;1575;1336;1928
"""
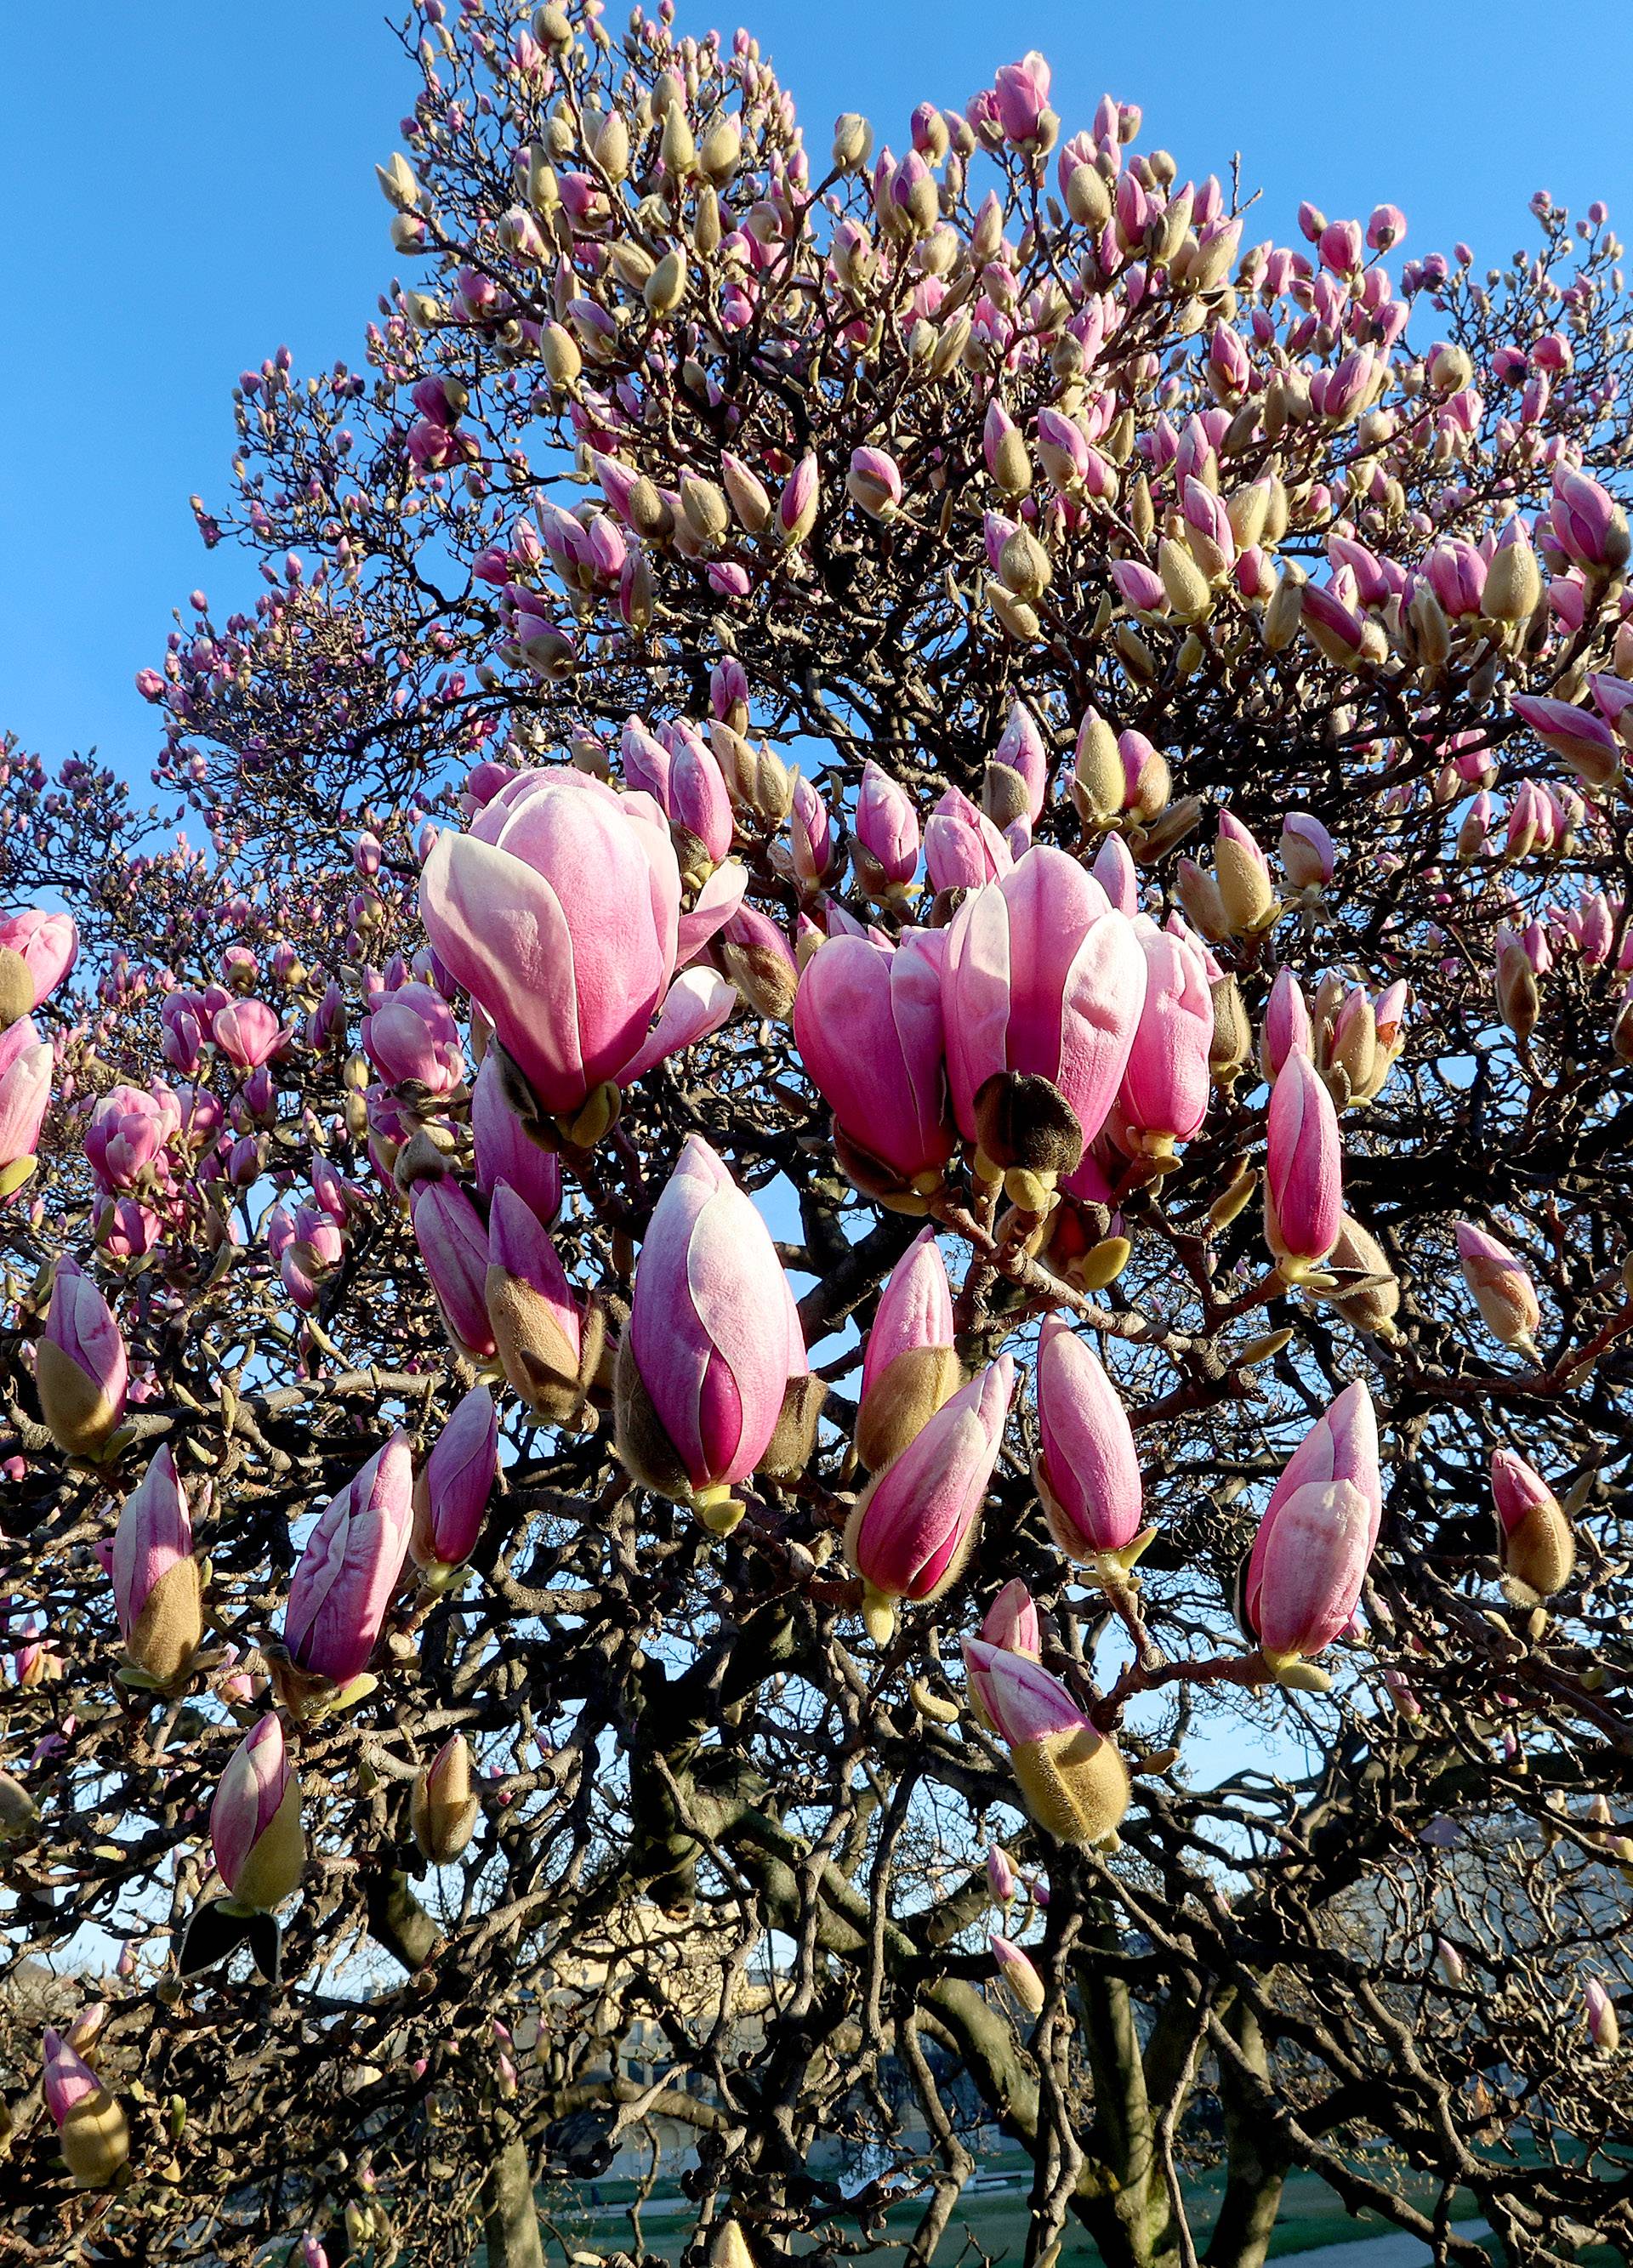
411;1732;481;1864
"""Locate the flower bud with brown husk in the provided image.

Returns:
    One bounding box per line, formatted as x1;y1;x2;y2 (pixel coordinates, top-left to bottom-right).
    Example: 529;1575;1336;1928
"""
1213;810;1278;935
1491;1449;1576;1602
716;905;800;1021
759;1372;829;1485
964;1640;1130;1849
1209;975;1252;1088
1071;710;1125;831
982;759;1033;835
1494;930;1540;1043
412;1733;481;1866
1456;1220;1541;1360
42;2029;129;2190
709;721;791;821
0;1770;40;1842
485;1187;606;1428
1000;525;1051;602
832;114;873;172
720;452;772;534
1309;1211;1401;1338
971;1071;1084;1212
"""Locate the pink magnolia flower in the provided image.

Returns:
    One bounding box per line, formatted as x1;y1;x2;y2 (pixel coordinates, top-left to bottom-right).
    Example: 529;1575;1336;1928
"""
412;1382;498;1574
1092;833;1139;914
1037;405;1092;490
412;1178;498;1360
1280;813;1335;892
993;52;1051;144
715;902;801;1020
1034;1318;1145;1560
1550;465;1630;571
0;1016;52;1188
282;1433;415;1689
982;1577;1041;1655
962;1637;1129;1847
616;963;737;1084
1261;968;1312;1081
997;701;1050;824
1118;922;1212;1154
1585;1975;1621;2052
924;787;1012;894
418;766;697;1123
1265;1050;1342;1279
109;1443;202;1686
1509;694;1622;790
1367;203;1407;251
794;929;955;1206
1374;981;1409;1066
470;1048;562;1227
845;1356;1015;1640
1489;1447;1574;1597
1120;732;1171;821
776;453;819;545
990;1933;1046;2016
1317;217;1363;275
1455;1220;1541;1356
485;1179;603;1427
1258;1379;1381;1545
665;730;734;871
675;860;748;969
854;760;921;895
621;715;672;804
211;1713;304;1910
1243;1380;1381;1671
83;1083;176;1193
0;908;77;1017
212;997;286;1070
987;1844;1018;1903
616;1135;806;1522
1435;1938;1466;1985
98;1197;162;1261
1425;538;1487;617
942;844;1148;1172
42;2024;128;2187
1112;560;1168;613
789;773;834;891
846;446;904;519
1245;1476;1375;1672
861;1232;954;1407
361;981;465;1094
37;1256;128;1458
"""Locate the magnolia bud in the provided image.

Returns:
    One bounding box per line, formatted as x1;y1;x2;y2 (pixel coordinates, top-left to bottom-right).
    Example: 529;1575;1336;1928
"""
411;1734;481;1864
1158;537;1211;622
1072;711;1124;830
1264;563;1306;651
1482;521;1542;625
42;2030;129;2189
541;324;582;386
833;115;874;171
644;248;688;317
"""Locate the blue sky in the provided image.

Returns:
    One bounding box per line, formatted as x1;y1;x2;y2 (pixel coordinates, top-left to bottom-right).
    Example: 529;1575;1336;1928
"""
5;3;1633;791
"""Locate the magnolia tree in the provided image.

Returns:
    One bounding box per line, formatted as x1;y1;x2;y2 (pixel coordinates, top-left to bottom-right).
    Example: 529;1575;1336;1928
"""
4;6;1633;2265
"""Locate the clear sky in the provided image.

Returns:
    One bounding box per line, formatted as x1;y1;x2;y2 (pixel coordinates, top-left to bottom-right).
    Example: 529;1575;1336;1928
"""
5;0;1632;786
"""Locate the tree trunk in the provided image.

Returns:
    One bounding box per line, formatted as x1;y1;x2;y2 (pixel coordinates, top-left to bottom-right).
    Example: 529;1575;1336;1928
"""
481;2131;545;2268
1204;2006;1291;2268
1073;1939;1185;2268
1077;2190;1186;2268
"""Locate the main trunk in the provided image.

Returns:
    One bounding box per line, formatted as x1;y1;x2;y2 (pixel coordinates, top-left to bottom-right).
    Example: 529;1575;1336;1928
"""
479;2132;545;2268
